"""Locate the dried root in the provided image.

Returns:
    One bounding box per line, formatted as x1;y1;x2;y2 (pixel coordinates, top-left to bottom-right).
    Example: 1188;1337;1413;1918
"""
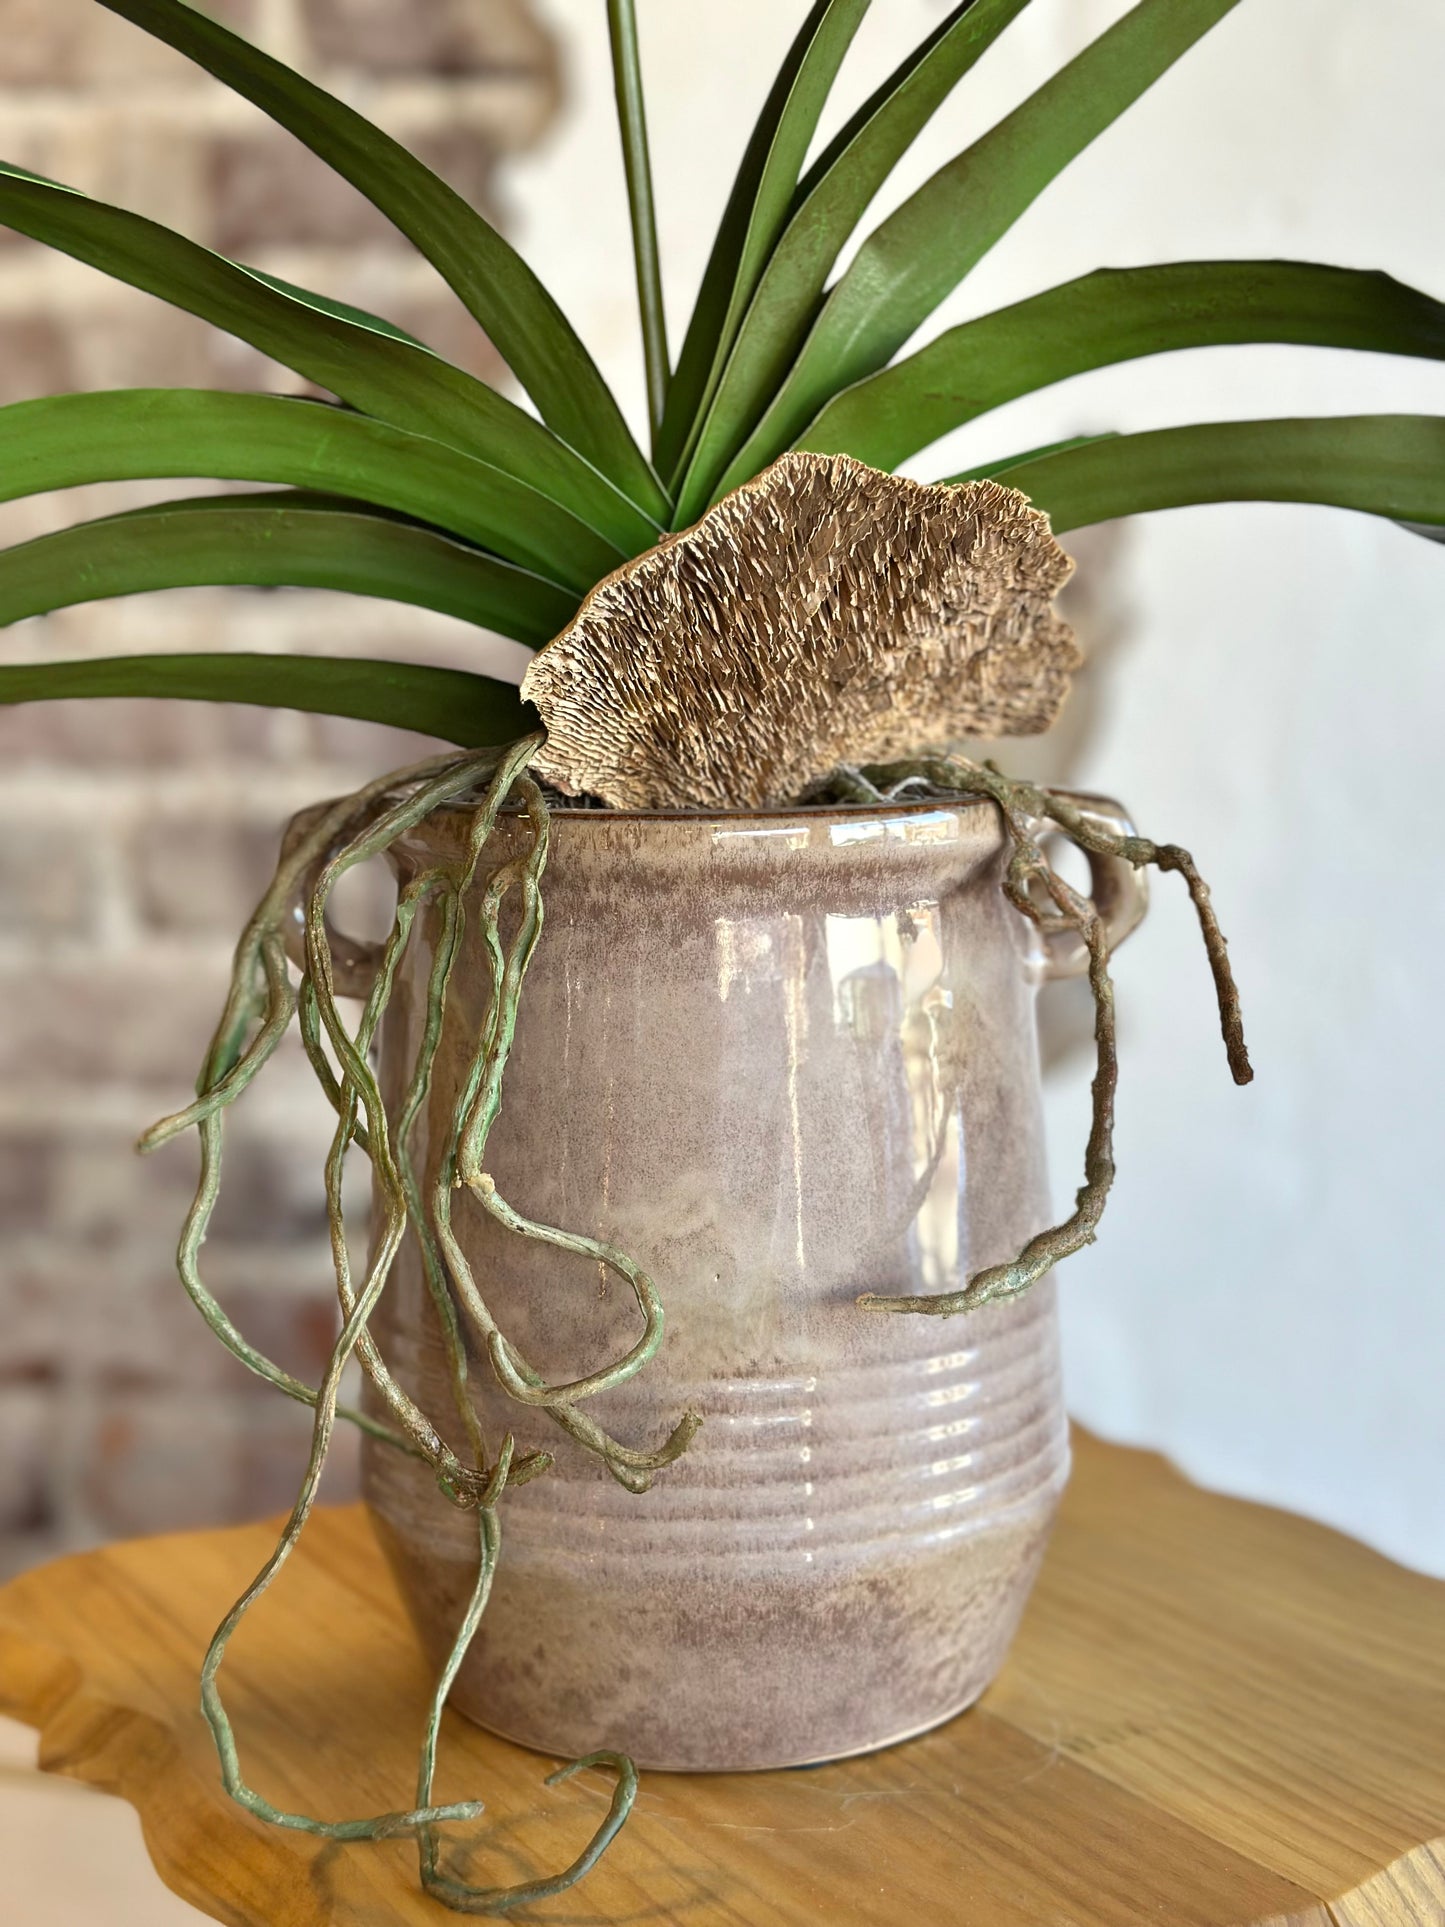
805;753;1252;1316
141;736;698;1914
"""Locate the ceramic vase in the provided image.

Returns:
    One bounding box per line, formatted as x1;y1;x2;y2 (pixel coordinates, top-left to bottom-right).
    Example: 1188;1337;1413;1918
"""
332;795;1144;1772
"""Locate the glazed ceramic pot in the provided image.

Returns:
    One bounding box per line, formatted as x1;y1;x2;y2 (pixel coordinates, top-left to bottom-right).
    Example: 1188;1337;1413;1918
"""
344;794;1145;1773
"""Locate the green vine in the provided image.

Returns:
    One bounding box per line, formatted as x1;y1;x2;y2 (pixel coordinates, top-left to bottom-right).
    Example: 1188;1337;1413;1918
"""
142;737;696;1913
143;734;1247;1913
806;754;1251;1315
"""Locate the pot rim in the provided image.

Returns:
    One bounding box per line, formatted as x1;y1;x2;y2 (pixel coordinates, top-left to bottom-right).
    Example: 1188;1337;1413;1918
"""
519;796;994;823
446;784;1123;827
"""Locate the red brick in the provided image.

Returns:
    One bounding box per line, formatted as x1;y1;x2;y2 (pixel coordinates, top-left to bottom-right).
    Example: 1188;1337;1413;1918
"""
0;1135;58;1234
0;314;78;402
0;0;559;1577
206;131;398;255
0;1263;63;1386
0;1390;55;1536
301;0;552;78
205;1132;337;1247
407;127;503;222
79;1393;241;1535
203;120;516;261
0;1231;359;1402
0;0;256;86
0;826;94;937
0;960;238;1088
302;709;459;767
0;297;311;409
0;1246;207;1389
132;817;287;933
40;1068;359;1247
203;326;316;397
80;1389;357;1536
58;297;240;397
0;698;292;770
55;1124;205;1244
238;1398;360;1515
215;1281;345;1388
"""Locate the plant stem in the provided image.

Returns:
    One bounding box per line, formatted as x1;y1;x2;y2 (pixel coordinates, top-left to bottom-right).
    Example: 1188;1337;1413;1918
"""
607;0;670;447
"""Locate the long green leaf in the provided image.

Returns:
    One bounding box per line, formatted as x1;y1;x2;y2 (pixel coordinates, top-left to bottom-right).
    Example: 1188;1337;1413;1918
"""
714;0;1245;503
948;415;1445;532
0;163;660;556
608;0;670;443
796;262;1445;470
672;0;1032;521
96;0;664;518
0;651;530;745
0;495;577;642
239;266;429;348
950;432;1122;480
0;390;621;591
653;0;871;481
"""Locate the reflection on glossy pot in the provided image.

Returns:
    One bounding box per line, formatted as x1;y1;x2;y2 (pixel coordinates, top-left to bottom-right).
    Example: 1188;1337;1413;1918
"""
363;798;1136;1772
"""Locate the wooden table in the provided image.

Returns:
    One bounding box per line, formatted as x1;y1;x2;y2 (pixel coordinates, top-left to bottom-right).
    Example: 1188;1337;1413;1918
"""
1;1432;1441;1926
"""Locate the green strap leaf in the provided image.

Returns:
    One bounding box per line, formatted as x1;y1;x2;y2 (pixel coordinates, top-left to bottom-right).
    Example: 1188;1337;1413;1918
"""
0;494;577;643
672;0;1032;522
0;651;531;745
714;0;1245;503
0;390;621;592
948;415;1445;533
608;0;670;444
95;0;664;518
653;0;871;482
950;432;1123;481
797;262;1445;470
0;163;660;557
239;266;430;348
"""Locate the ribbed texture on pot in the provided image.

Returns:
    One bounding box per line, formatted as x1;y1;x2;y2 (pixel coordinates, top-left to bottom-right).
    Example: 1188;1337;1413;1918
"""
374;1286;1065;1572
363;801;1070;1770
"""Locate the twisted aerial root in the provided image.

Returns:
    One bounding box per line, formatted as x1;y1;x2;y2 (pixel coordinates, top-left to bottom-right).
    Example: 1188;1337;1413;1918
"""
304;743;538;1485
1030;782;1251;1085
414;764;702;1492
412;1445;638;1916
138;750;466;1454
151;732;697;1915
825;753;1251;1317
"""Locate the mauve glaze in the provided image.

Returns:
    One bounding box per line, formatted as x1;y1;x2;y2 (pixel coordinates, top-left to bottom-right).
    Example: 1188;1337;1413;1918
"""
359;798;1129;1772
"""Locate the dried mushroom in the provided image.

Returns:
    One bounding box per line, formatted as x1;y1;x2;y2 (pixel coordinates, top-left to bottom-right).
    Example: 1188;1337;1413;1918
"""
522;452;1081;811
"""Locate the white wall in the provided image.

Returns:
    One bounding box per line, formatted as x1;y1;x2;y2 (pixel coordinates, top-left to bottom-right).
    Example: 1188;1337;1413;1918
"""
509;0;1445;1573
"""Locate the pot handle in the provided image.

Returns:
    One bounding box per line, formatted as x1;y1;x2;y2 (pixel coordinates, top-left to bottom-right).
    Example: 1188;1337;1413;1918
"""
279;800;389;999
1034;791;1149;981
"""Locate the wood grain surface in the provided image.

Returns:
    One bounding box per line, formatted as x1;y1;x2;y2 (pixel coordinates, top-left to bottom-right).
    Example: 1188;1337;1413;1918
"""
1;1432;1441;1926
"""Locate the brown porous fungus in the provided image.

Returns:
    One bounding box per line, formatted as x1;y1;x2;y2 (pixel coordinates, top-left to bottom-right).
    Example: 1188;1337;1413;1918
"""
522;451;1082;811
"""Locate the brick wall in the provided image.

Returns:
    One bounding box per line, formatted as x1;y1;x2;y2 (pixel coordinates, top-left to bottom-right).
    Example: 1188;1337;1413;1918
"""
0;0;560;1576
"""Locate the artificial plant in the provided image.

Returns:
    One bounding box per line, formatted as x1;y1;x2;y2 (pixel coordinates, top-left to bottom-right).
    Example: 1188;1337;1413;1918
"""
1;0;1439;1913
0;0;1440;729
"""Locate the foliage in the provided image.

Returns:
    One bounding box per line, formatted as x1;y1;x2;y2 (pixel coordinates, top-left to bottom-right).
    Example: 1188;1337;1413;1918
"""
0;0;1441;730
